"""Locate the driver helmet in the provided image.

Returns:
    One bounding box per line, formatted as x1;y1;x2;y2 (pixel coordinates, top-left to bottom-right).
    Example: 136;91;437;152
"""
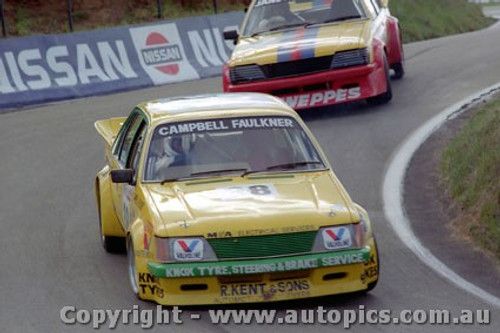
163;134;194;157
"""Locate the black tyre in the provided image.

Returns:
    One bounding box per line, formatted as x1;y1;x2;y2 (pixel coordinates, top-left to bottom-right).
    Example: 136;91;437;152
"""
102;235;126;254
97;191;126;253
391;62;405;80
391;25;405;80
367;54;392;106
127;236;140;297
366;239;380;292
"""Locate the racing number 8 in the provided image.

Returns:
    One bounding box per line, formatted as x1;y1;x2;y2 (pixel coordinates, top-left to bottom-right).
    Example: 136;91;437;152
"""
248;185;272;196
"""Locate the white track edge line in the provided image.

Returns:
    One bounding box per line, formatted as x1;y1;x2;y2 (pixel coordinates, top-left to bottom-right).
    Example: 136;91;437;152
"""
382;83;500;309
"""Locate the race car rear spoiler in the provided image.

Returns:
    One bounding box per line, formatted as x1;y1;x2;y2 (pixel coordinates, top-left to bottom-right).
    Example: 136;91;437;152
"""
94;117;126;147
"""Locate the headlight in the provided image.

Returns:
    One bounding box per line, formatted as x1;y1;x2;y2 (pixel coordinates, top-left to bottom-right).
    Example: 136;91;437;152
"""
229;64;266;84
311;224;365;252
331;48;369;69
154;237;218;263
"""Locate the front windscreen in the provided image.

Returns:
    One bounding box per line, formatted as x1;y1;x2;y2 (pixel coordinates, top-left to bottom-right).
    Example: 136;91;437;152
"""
243;0;367;37
144;116;326;182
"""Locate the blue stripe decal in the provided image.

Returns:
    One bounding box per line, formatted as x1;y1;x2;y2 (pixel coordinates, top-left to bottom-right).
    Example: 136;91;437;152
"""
276;27;319;63
277;30;295;63
301;27;318;59
313;0;333;6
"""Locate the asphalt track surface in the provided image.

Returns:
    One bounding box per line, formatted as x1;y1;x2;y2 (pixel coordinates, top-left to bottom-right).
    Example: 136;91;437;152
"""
1;8;500;332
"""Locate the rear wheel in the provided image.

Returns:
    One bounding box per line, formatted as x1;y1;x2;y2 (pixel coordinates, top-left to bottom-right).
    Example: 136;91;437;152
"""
97;190;126;253
127;236;140;297
367;54;392;106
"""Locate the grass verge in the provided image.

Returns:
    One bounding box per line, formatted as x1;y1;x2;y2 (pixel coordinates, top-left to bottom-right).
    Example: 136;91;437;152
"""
2;0;497;40
440;96;500;261
2;0;247;37
389;0;496;43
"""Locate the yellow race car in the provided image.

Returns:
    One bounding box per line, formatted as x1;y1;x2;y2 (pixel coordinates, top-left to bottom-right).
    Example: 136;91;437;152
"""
94;93;378;305
223;0;404;110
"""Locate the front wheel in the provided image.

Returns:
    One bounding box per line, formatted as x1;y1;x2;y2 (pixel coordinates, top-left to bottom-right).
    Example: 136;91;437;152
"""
391;62;405;80
366;239;380;292
127;236;140;297
367;54;392;106
391;25;405;80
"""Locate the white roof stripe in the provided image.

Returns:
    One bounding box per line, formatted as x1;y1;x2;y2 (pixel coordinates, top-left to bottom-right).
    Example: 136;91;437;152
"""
145;93;289;115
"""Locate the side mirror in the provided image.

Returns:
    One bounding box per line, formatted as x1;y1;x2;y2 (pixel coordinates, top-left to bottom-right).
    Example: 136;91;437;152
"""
223;30;239;41
111;169;134;184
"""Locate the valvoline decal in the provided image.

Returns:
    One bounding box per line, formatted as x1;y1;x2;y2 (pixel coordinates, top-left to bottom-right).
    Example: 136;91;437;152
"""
173;239;204;261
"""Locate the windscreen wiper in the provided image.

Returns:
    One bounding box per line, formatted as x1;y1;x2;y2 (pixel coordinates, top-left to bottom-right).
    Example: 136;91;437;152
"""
250;31;264;37
320;15;362;24
265;161;324;170
189;168;249;177
160;168;248;184
268;22;310;32
160;176;194;185
242;161;325;177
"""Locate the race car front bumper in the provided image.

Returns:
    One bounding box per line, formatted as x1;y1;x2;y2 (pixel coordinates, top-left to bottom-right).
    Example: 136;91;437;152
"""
224;63;387;110
140;244;378;305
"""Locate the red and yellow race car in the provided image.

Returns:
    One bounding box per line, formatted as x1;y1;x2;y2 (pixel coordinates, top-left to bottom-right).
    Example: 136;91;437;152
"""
223;0;404;110
94;93;379;305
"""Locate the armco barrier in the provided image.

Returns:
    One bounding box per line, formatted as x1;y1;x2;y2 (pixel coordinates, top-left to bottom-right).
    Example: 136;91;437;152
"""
0;11;244;110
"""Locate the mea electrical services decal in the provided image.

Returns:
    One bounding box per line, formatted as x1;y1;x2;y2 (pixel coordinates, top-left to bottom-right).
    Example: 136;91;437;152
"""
129;24;199;84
